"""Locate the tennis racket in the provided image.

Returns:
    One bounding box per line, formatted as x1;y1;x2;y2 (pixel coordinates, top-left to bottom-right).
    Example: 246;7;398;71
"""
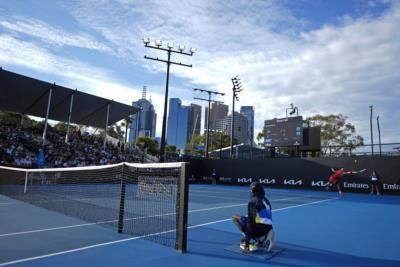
352;169;366;174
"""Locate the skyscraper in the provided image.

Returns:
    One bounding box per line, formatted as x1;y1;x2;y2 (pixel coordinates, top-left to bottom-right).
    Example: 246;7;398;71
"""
204;102;229;131
240;106;254;144
129;86;157;142
167;98;190;151
215;112;248;144
188;103;201;142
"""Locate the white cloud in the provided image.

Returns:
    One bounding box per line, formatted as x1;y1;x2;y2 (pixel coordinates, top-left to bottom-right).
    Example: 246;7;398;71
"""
0;16;113;53
0;34;169;135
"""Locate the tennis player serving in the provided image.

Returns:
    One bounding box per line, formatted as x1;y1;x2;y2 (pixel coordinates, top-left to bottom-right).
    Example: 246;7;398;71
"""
327;168;352;196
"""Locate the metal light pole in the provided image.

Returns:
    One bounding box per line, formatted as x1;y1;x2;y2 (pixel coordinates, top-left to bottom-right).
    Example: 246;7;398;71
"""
230;76;243;159
193;88;224;158
143;38;195;162
248;130;253;159
370;105;374;155
220;131;223;159
377;115;382;156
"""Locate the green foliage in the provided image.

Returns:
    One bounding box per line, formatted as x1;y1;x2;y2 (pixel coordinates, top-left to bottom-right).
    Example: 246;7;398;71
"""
209;131;231;151
53;122;78;132
256;128;264;146
107;125;124;140
185;132;232;155
307;114;364;154
185;134;204;155
136;136;159;156
107;126;119;139
121;116;132;143
165;145;177;153
0;111;33;127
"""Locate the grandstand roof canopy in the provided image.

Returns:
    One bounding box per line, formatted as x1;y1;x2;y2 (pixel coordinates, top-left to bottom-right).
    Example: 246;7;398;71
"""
0;68;139;128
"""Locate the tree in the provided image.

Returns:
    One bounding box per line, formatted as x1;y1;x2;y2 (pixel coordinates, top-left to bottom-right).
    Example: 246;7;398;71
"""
307;114;364;155
165;145;177;153
185;132;232;156
256;128;264;146
136;136;159;156
107;125;124;140
0;111;32;127
209;131;231;151
107;126;119;139
185;134;204;155
54;122;78;132
121;116;132;144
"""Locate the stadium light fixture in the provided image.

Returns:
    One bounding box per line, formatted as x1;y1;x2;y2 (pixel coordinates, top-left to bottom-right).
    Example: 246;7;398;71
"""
143;37;195;162
143;37;150;45
155;39;162;47
190;47;197;54
230;75;244;159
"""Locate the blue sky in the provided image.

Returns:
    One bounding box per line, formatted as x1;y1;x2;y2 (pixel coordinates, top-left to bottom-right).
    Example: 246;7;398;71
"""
0;0;399;143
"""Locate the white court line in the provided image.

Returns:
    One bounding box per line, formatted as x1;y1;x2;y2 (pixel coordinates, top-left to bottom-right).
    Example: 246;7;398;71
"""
189;192;247;201
0;198;105;207
0;196;337;267
0;196;305;237
190;186;314;193
190;188;327;197
0;201;20;205
188;197;337;228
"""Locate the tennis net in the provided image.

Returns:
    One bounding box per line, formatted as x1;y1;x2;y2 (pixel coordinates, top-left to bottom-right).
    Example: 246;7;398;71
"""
0;162;189;252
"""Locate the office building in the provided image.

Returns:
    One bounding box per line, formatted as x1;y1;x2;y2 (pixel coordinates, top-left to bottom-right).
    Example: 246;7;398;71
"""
204;102;229;131
215;112;248;144
188;103;201;142
240;106;254;144
167;98;190;151
129;86;157;142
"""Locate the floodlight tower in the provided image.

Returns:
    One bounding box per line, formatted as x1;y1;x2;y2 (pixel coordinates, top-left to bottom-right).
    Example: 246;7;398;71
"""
230;76;243;159
143;37;196;162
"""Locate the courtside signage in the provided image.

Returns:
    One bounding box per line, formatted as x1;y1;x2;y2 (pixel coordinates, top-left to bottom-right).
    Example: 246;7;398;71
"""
383;183;400;191
283;179;302;186
237;178;252;183
258;178;276;184
311;180;329;187
343;182;369;189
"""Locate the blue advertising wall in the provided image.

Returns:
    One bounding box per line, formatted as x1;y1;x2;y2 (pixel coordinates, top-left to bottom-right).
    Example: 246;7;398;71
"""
188;156;400;194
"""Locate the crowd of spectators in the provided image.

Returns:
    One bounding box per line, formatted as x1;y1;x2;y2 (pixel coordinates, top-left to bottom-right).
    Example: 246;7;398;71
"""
0;121;143;168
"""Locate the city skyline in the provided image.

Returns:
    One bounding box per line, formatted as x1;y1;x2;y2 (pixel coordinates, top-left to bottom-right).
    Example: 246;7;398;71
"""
0;1;399;144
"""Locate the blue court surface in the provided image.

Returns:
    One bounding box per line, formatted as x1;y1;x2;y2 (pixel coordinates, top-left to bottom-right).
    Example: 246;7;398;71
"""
1;185;400;267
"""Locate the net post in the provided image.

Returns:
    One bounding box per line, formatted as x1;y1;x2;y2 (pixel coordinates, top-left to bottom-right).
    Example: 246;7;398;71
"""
176;162;189;253
118;164;127;233
24;171;28;193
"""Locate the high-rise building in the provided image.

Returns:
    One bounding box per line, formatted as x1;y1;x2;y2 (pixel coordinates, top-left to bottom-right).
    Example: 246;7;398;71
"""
215;112;248;144
240;106;254;144
188;103;201;142
204;102;229;131
167;98;190;151
129;86;157;142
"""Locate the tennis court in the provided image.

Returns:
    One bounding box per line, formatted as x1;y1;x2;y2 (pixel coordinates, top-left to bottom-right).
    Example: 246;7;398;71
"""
1;183;400;267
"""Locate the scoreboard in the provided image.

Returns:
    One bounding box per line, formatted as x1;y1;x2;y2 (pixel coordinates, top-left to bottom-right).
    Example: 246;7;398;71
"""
264;116;303;147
